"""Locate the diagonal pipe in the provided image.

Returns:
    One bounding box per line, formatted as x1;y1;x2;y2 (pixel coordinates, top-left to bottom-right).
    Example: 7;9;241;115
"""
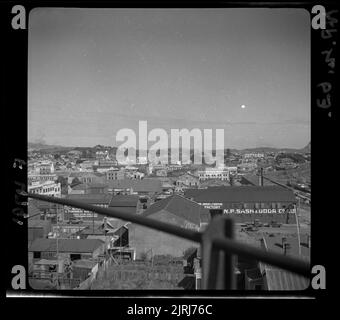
25;192;310;278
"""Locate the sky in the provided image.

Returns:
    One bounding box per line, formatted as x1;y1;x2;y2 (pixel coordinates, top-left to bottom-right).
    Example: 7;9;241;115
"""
28;8;310;149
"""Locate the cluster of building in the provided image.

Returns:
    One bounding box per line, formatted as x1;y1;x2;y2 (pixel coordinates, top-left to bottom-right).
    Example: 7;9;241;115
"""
27;147;310;290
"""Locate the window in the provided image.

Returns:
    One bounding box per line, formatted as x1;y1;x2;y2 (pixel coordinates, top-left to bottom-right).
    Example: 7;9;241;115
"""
70;254;81;261
33;252;41;259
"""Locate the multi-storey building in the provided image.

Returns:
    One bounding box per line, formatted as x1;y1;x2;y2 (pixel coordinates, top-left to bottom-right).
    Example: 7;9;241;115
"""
28;180;61;197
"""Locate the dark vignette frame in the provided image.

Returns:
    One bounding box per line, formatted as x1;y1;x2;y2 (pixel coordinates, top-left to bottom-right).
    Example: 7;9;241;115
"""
3;0;337;309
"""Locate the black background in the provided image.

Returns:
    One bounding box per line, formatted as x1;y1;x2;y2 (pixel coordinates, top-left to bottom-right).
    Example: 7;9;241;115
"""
3;0;337;315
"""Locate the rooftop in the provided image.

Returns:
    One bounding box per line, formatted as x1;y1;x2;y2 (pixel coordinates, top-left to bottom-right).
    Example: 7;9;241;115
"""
262;234;310;260
184;186;296;203
72;259;98;269
109;195;139;207
66;193;112;204
29;238;105;253
260;234;310;290
142;194;210;226
107;179;162;193
71;183;108;191
261;267;310;290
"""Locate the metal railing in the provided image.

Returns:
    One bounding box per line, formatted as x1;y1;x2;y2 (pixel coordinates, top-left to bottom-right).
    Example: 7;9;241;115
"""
26;192;310;289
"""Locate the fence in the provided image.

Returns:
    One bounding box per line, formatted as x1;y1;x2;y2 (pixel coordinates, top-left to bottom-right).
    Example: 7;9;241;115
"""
26;192;310;289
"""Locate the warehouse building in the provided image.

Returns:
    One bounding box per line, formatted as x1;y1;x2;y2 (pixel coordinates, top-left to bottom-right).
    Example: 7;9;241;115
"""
184;186;297;224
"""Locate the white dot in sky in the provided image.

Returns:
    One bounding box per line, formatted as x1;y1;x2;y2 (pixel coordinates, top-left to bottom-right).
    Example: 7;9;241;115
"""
241;105;246;109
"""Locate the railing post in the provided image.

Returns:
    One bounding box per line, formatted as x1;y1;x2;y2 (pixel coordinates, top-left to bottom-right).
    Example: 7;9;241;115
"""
201;215;236;289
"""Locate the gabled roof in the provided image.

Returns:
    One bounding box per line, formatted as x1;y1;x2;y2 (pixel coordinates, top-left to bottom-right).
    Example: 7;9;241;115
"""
66;193;112;205
105;219;128;229
29;238;104;253
184;186;296;203
69;171;102;178
71;183;108;191
176;173;199;180
141;194;210;226
109;195;139;207
107;179;162;193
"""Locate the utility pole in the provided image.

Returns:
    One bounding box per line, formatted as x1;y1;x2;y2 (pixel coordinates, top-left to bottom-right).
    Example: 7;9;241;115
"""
93;210;95;235
296;199;302;256
55;201;59;290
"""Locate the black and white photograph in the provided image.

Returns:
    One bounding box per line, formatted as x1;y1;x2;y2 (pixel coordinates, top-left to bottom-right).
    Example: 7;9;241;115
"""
4;2;336;306
25;7;312;291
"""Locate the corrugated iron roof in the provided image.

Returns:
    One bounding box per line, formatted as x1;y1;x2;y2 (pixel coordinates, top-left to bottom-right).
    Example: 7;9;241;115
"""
107;179;162;193
66;193;112;204
29;238;104;253
263;266;310;290
142;194;210;226
184;186;296;203
109;195;139;207
260;234;310;290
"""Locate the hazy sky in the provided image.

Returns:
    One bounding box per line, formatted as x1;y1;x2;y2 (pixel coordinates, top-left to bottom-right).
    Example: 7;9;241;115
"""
28;8;310;149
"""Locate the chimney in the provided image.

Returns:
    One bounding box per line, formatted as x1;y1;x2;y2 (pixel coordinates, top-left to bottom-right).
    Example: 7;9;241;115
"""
283;243;291;255
282;237;291;255
259;167;264;186
282;237;287;253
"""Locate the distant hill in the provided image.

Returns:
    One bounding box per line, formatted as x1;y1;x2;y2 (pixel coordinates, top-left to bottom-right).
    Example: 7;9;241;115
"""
300;142;311;153
28;142;63;150
231;142;311;154
28;142;74;153
28;142;311;154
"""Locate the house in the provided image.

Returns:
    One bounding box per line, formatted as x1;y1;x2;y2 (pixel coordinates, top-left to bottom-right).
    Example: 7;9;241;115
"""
28;173;57;185
28;180;61;197
107;179;162;198
155;169;167;177
68;182;108;195
108;194;139;215
175;173;200;188
67;150;82;159
197;167;230;181
38;161;55;174
72;259;99;283
129;194;211;259
106;169;125;181
67;171;106;185
29;199;63;223
28;238;105;262
80;218;131;258
64;193;112;221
